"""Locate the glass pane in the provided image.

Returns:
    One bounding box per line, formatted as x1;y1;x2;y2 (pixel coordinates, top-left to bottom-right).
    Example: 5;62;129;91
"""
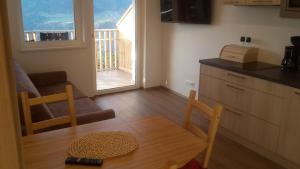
93;0;136;91
21;0;75;42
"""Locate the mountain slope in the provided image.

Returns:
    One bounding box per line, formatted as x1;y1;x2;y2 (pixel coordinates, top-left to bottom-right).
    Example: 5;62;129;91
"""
22;0;132;31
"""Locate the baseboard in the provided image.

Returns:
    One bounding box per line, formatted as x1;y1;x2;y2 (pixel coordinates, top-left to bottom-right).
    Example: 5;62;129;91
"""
219;127;300;169
161;86;188;99
141;85;163;90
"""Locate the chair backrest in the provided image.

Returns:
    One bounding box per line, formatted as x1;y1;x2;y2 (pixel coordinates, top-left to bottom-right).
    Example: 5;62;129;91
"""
20;85;77;135
183;90;223;169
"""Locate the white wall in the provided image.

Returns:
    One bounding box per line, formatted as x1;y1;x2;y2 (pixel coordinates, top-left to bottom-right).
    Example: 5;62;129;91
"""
118;6;135;42
143;0;162;88
162;1;300;97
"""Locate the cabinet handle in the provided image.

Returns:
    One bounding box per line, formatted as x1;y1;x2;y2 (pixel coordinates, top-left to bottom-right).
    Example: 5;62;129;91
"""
226;84;245;92
225;108;242;116
251;0;272;2
295;91;300;96
227;73;246;80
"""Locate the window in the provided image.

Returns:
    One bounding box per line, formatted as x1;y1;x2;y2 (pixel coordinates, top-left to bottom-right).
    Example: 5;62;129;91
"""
20;0;85;50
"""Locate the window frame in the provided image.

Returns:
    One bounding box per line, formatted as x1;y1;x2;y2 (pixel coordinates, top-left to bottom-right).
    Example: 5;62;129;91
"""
18;0;87;51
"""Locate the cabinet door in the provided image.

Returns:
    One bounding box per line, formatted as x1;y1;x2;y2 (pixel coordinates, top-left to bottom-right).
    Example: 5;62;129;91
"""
199;74;224;102
199;95;247;137
221;82;250;112
221;106;247;137
248;90;284;126
278;89;300;165
244;114;280;152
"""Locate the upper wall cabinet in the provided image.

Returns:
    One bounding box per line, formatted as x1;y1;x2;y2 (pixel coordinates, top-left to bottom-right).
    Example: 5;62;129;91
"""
224;0;280;6
281;0;300;18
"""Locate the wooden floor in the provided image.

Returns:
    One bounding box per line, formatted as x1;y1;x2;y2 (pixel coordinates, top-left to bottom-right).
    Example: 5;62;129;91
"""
94;87;286;169
97;70;134;90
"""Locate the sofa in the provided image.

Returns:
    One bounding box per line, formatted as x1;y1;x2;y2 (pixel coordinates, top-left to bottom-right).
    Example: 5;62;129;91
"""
14;63;115;135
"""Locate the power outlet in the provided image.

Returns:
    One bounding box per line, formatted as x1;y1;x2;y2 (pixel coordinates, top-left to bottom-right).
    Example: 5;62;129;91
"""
185;80;195;87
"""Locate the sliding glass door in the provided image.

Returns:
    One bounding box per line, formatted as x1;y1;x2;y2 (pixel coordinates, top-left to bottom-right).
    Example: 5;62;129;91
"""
93;0;137;94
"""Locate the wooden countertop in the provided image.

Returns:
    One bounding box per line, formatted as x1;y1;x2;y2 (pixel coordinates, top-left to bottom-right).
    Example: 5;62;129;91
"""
199;58;300;89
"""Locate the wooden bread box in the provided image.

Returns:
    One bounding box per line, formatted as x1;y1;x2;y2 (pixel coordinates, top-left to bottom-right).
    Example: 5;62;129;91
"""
220;44;259;63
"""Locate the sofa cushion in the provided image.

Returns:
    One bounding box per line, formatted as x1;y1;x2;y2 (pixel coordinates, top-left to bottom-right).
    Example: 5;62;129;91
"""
48;98;115;124
37;82;87;99
14;63;54;125
48;98;104;117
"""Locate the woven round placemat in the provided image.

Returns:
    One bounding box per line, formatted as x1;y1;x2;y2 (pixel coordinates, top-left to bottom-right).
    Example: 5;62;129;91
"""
68;131;138;159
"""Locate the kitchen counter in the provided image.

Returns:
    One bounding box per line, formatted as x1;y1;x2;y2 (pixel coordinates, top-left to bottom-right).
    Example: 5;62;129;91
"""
199;58;300;89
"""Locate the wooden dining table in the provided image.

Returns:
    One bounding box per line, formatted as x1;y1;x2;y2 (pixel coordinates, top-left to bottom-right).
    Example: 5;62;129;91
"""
22;116;207;169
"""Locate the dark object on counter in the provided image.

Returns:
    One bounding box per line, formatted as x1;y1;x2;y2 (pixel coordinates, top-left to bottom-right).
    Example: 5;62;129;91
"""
291;36;300;47
65;157;103;166
281;36;300;71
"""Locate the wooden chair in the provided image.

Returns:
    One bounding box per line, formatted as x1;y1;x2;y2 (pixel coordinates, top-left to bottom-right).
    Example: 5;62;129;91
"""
182;90;223;169
20;85;77;135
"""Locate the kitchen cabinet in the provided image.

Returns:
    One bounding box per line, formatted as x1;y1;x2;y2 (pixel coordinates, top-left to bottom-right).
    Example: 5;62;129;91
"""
199;59;300;168
277;88;300;165
244;114;280;152
199;64;285;154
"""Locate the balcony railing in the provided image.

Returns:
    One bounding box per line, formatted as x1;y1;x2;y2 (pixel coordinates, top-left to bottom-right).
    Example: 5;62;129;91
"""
24;30;75;42
24;29;132;72
95;29;118;71
94;29;132;72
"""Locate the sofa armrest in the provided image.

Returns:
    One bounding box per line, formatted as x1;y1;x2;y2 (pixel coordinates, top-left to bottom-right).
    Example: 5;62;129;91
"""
77;109;116;125
28;71;67;87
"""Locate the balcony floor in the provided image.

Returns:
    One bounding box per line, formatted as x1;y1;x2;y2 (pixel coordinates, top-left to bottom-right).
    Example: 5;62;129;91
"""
97;70;134;91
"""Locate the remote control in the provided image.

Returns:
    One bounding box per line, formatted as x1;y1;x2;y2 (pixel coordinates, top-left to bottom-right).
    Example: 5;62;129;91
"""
65;157;103;166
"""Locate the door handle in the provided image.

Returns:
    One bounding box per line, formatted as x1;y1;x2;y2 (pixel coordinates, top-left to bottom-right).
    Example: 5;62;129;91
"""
227;73;246;80
226;84;245;92
251;0;272;2
295;91;300;96
225;108;242;116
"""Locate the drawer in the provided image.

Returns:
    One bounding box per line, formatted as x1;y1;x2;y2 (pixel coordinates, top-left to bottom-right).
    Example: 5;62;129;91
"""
244;114;280;152
221;82;250;112
248;90;284;126
224;71;252;87
199;95;280;152
199;74;224;102
201;65;288;97
225;70;287;98
200;71;285;125
199;95;246;137
200;64;226;80
221;106;247;137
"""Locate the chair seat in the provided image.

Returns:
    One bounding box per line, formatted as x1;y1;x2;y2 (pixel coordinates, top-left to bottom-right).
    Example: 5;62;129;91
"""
180;159;203;169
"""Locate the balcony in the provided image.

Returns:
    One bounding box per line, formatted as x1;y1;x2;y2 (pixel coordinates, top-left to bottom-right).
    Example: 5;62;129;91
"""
94;29;134;90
